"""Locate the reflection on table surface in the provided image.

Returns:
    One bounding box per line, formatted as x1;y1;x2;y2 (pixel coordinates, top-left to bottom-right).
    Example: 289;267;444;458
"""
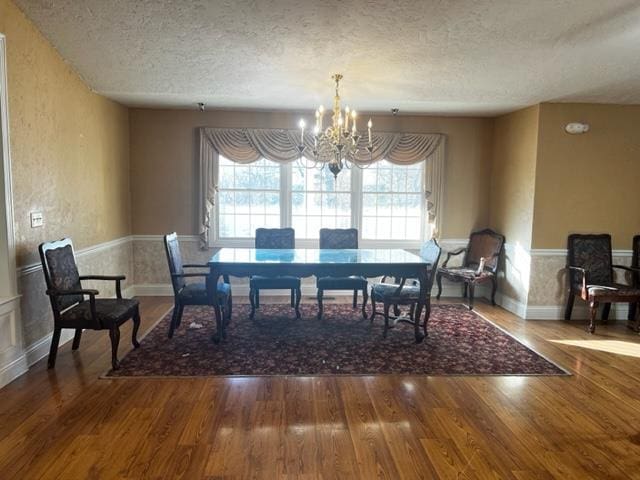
209;248;427;265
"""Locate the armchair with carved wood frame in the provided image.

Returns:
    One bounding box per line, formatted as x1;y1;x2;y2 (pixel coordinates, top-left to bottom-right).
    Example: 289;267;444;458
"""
435;229;505;310
565;233;640;334
39;238;140;370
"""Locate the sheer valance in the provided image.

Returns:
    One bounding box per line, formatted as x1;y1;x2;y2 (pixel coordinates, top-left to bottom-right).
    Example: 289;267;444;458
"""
198;127;446;248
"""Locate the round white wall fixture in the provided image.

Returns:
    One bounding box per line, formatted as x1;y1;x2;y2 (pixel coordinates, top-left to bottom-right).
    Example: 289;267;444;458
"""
565;122;590;134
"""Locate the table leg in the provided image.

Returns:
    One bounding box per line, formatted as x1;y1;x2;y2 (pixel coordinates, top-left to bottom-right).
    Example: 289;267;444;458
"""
414;266;428;343
208;268;224;343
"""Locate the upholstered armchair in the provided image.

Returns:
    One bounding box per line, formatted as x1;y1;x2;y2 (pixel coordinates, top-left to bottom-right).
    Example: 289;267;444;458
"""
39;238;140;370
565;234;640;334
370;239;441;338
436;228;505;310
164;233;232;339
250;228;301;319
316;228;368;320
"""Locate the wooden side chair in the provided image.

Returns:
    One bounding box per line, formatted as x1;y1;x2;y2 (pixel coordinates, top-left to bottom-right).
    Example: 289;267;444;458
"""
370;239;441;338
39;238;140;370
435;228;505;310
316;228;368;320
164;233;232;338
249;228;301;319
629;235;640;327
565;233;640;334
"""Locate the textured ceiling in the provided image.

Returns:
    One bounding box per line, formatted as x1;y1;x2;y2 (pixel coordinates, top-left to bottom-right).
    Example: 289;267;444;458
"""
13;0;640;115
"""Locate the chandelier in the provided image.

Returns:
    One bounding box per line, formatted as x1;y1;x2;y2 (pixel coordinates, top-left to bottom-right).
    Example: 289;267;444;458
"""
297;74;373;178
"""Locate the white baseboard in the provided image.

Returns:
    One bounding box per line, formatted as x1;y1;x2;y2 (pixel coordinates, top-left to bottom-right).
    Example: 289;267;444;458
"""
494;292;527;319
0;353;27;388
526;303;630;321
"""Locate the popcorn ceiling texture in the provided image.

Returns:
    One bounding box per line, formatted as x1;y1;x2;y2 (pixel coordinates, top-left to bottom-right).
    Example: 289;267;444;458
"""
13;0;640;115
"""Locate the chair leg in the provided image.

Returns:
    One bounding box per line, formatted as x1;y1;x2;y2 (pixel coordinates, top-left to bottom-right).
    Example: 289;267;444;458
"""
490;277;498;306
132;308;141;348
47;327;62;369
352;289;358;309
226;294;233;325
467;284;475;310
436;273;443;300
588;300;598;334
393;304;401;317
628;302;637;323
361;288;368;319
370;290;377;323
295;287;302;319
422;301;432;337
72;328;82;350
383;302;391;338
317;288;324;320
249;288;256;320
109;325;121;370
602;303;611;323
463;284;468;298
175;304;185;328
256;289;260;308
168;302;179;338
564;292;575;320
291;289;295;307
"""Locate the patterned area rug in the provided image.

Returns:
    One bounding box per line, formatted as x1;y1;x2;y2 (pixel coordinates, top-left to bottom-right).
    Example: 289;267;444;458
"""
106;303;567;377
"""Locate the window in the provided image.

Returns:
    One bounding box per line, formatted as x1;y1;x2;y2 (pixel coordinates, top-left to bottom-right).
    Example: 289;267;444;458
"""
217;157;280;238
213;156;427;247
291;159;351;239
361;161;424;241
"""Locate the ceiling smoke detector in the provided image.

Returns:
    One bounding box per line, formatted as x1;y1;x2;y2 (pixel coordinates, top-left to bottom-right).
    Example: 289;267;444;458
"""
391;108;399;116
198;102;206;112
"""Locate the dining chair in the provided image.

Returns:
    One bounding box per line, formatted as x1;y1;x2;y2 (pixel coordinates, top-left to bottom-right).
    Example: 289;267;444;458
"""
370;239;441;338
164;233;232;338
39;238;140;370
250;228;301;319
435;228;505;310
316;228;368;319
565;233;640;333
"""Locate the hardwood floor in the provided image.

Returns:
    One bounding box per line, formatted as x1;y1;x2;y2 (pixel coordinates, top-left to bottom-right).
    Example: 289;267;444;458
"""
1;296;640;479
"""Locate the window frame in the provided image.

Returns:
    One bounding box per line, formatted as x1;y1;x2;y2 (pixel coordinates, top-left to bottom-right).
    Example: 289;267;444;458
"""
210;157;428;249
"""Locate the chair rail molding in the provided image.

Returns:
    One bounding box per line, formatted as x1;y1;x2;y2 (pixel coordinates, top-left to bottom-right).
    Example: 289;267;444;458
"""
0;34;27;388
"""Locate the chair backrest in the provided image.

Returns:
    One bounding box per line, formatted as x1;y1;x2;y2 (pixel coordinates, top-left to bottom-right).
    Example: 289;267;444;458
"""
420;239;442;291
255;228;295;249
39;238;83;312
319;228;358;249
164;232;185;294
567;233;613;288
464;229;505;273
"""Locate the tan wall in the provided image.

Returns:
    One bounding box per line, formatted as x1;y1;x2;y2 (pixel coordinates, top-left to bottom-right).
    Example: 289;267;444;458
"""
489;105;539;250
532;103;640;250
0;0;131;267
130;109;494;239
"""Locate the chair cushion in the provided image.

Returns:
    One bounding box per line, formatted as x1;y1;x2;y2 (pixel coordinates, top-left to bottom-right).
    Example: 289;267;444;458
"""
180;282;231;302
371;283;420;302
438;267;493;282
585;283;640;301
250;276;300;289
317;276;367;290
61;298;139;328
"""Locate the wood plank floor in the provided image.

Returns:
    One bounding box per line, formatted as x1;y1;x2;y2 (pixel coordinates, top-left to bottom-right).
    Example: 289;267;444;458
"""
1;296;640;479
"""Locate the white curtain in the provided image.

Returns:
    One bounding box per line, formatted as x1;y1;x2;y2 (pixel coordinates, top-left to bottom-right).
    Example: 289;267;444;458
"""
199;127;446;248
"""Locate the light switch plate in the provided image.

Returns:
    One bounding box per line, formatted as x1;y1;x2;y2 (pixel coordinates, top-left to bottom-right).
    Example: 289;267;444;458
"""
30;211;43;228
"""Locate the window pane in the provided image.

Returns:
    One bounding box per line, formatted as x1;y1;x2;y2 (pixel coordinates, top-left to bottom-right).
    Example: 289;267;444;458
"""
217;156;281;239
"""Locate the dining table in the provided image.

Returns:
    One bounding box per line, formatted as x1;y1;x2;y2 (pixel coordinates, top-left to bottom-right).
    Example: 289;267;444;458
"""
207;247;434;343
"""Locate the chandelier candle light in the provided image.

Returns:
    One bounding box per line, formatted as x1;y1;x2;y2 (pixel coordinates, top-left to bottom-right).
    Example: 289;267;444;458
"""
297;74;373;178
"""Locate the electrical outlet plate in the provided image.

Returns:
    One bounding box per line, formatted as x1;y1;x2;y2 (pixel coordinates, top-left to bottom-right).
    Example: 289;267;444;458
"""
30;211;43;228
